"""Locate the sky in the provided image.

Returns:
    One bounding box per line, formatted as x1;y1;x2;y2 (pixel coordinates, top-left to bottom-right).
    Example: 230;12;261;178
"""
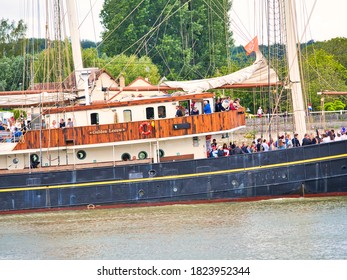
230;0;347;45
0;0;347;46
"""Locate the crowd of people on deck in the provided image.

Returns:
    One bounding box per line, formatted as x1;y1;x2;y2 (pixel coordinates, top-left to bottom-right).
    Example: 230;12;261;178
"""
207;128;347;157
214;97;242;112
0;115;74;143
175;96;243;118
0;115;28;142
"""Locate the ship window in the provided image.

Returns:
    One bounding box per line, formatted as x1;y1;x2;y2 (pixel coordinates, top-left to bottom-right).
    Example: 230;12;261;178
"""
146;107;154;119
121;153;131;161
138;151;148;160
123;109;132;122
30;154;39;163
158;149;165;158
138;189;145;198
158;106;166;118
91;113;99;125
76;150;87;160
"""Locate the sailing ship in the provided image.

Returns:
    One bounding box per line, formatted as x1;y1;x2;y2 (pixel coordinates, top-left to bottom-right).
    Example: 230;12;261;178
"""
1;0;347;214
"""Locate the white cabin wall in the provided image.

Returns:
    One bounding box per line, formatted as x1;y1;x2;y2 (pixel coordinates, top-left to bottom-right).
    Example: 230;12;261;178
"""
0;155;7;169
49;100;182;127
0;133;210;171
156;137;207;159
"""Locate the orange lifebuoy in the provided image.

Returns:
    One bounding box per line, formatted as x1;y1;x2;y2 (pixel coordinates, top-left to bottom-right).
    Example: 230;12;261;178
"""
139;122;152;135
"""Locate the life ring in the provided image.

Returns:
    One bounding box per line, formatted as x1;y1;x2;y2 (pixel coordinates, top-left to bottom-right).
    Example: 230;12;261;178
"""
139;122;152;135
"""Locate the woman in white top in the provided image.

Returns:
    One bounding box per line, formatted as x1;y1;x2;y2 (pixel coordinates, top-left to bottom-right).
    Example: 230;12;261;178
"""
51;120;59;129
321;133;331;143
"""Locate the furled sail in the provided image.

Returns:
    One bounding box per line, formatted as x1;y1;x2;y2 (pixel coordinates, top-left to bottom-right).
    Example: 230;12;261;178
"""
0;91;76;108
161;51;279;94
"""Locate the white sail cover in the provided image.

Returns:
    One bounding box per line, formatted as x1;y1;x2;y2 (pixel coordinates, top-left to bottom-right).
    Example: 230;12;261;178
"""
161;51;278;93
0;91;76;107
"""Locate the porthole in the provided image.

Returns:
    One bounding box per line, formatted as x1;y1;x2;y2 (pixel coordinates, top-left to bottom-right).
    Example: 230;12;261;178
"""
173;187;178;193
138;189;145;198
121;153;131;161
231;180;239;187
158;149;165;158
30;154;39;163
138;151;148;160
76;150;87;160
12;158;19;164
148;169;157;177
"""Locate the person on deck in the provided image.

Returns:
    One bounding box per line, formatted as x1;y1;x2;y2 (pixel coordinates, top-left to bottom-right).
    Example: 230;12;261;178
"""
51;120;59;129
12;127;22;142
256;138;263;152
292;133;300;147
67;118;74;127
175;105;183;117
222;98;230;111
262;139;270;151
215;98;223;112
203;100;212;114
211;138;217;148
59;118;66;128
233;98;242;109
302;133;312;146
190;106;200;115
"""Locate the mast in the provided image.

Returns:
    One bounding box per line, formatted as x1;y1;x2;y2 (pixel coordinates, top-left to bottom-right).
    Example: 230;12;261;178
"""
65;0;92;105
282;0;307;139
65;0;83;72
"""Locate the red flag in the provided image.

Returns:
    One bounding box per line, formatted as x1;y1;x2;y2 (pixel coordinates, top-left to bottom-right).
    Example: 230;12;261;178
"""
244;36;259;55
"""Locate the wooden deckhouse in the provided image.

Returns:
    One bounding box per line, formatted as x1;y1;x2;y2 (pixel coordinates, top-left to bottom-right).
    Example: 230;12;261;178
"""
1;90;245;170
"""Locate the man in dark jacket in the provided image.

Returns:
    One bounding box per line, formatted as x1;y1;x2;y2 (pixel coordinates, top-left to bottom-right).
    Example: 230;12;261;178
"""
175;106;183;117
302;133;312;146
292;133;300;147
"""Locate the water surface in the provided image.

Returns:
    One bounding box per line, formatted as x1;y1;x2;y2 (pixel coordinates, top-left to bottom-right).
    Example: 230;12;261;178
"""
0;197;346;260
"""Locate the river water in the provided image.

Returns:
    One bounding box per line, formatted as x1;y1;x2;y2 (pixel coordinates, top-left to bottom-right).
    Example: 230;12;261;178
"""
0;197;346;260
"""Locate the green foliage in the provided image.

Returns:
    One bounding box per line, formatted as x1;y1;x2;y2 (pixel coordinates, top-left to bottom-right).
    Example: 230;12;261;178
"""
301;47;347;110
0;55;28;90
13;109;27;120
244;131;256;139
0;18;27;58
34;40;74;83
100;0;233;80
314;37;347;69
324;100;346;111
81;40;97;49
97;54;160;84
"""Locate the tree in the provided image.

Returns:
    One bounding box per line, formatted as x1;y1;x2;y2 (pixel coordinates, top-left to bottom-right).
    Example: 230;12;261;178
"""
100;0;233;80
0;18;27;58
0;55;28;91
301;48;347;110
324;100;346;111
81;40;98;49
34;40;74;84
314;37;347;69
97;54;160;85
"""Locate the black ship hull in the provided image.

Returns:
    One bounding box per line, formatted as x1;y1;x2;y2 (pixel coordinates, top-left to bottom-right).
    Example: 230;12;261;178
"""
1;140;347;214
